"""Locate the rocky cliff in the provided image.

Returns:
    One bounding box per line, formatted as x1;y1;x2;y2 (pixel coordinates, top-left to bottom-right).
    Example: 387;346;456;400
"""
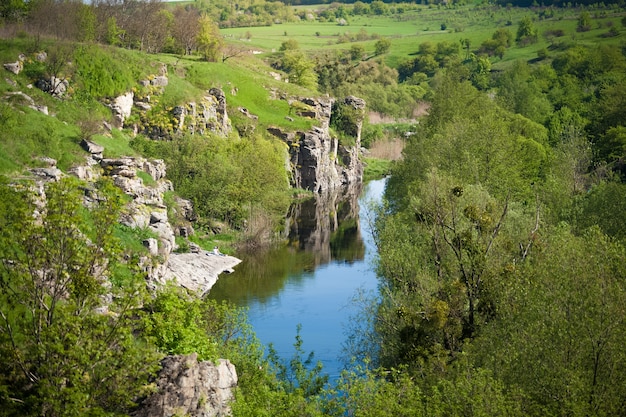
268;95;366;194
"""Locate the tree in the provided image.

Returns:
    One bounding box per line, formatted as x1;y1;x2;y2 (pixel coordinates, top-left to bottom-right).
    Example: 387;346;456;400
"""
0;0;29;22
473;227;626;416
197;14;223;62
516;16;538;46
279;38;299;51
374;38;391;56
349;44;365;61
0;177;160;415
281;50;318;89
172;6;200;55
577;11;592;32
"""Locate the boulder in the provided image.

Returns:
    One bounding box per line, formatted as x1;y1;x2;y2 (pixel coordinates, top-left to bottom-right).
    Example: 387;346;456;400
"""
80;139;105;160
134;354;238;417
110;92;134;127
150;75;168;88
35;77;68;97
31;167;63;182
143;238;159;257
3;61;23;75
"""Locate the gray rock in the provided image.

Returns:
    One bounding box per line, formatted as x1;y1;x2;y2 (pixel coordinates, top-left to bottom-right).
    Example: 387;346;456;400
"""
80;139;104;159
162;252;241;295
134;354;237;417
150;75;168;87
150;210;168;224
35;77;68;97
143;238;159;257
110;92;134;127
3;61;22;75
266;95;365;193
134;101;151;111
31;167;63;181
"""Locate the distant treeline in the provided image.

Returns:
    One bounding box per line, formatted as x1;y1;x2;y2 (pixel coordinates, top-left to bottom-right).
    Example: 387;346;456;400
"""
275;0;626;6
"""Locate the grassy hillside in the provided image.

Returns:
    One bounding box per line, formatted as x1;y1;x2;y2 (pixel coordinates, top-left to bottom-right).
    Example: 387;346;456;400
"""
0;38;317;177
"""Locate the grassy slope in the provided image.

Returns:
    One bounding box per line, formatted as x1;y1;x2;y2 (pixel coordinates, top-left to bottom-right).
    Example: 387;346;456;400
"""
0;39;319;177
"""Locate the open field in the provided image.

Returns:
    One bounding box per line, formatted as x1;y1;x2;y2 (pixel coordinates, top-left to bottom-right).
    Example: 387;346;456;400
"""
221;4;626;70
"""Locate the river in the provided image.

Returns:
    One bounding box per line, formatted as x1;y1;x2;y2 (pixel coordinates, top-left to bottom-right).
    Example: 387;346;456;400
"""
208;178;386;380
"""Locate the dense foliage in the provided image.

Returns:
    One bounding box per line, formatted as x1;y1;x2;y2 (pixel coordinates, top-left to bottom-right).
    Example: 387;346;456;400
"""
373;41;626;416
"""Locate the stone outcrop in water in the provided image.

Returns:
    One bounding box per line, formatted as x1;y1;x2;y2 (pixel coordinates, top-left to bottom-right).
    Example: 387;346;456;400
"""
268;96;365;194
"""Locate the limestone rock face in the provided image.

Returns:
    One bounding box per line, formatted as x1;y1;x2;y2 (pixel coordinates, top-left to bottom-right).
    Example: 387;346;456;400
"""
162;252;242;296
269;95;365;194
134;354;238;417
171;88;232;137
110;92;134;127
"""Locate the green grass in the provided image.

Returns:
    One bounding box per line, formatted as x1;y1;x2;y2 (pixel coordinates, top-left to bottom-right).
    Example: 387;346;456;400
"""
221;5;626;70
363;157;393;181
114;224;159;253
0;103;84;175
92;129;138;158
182;55;316;131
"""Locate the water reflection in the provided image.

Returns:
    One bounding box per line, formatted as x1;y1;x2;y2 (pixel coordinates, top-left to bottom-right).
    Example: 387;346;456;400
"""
208;179;386;379
210;183;365;306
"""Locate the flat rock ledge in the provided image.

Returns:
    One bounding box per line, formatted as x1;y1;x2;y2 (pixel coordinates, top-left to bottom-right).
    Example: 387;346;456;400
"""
163;251;241;295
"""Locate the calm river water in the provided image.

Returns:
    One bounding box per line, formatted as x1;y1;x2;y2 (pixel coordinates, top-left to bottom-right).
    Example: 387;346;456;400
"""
208;178;386;380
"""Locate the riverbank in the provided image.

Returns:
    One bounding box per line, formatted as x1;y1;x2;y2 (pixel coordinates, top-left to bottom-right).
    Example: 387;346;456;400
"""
164;251;242;296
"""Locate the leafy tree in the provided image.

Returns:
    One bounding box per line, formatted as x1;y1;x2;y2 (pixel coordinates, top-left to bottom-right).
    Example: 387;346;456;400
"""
473;226;626;417
349;44;365;61
0;0;29;22
577;10;592;32
516;16;538;46
379;76;547;374
172;6;200;55
281;50;318;89
0;177;160;415
374;37;391;56
369;1;388;16
197;14;223;62
495;61;553;124
279;38;299;51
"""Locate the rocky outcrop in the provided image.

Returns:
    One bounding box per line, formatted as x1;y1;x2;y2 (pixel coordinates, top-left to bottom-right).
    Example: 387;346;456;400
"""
35;76;68;98
269;96;365;194
162;252;242;296
134;354;238;417
170;88;231;138
3;60;23;75
110;92;134;127
67;154;241;293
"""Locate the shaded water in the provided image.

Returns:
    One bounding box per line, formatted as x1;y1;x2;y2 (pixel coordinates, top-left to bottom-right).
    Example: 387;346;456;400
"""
208;178;386;379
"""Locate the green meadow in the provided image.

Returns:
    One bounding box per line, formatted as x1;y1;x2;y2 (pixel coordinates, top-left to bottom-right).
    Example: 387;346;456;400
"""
222;4;626;69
